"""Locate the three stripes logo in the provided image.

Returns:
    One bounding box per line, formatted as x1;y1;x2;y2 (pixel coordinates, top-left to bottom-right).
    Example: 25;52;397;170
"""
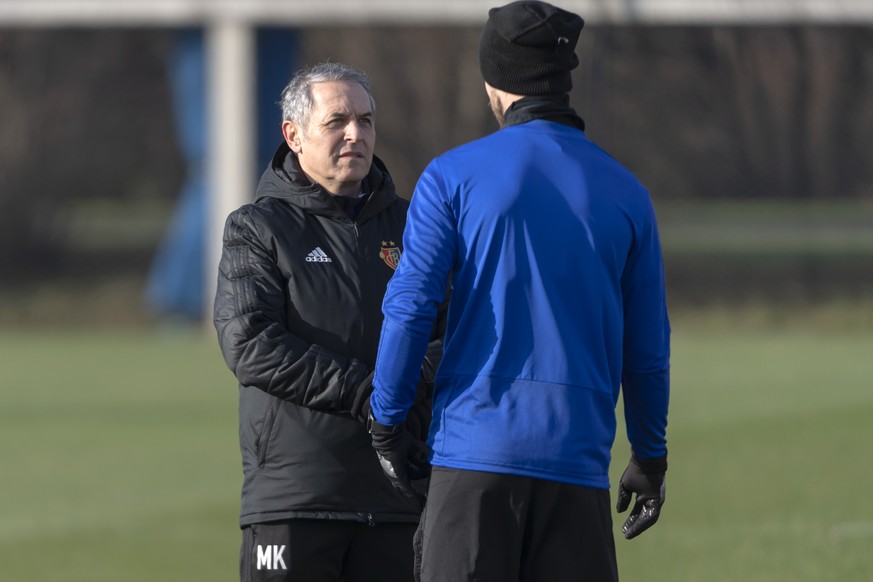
305;247;332;263
305;243;401;268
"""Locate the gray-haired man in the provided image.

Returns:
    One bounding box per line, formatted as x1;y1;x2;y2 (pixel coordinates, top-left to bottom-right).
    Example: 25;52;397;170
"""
214;62;443;582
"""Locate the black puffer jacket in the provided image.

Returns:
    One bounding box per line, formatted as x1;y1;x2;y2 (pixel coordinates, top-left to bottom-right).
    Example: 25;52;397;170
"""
214;143;443;527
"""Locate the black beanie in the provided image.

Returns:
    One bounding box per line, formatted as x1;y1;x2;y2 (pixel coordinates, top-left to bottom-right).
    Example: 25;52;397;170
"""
479;1;584;95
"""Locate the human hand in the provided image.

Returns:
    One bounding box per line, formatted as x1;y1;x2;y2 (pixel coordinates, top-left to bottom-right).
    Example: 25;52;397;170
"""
616;453;667;539
368;412;430;511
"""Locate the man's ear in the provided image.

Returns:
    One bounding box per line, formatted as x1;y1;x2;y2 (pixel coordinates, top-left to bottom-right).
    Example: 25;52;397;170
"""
282;121;303;154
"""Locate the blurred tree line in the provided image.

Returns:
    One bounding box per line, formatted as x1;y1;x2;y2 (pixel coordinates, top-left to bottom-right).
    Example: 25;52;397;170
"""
0;30;184;281
1;25;871;324
306;25;873;201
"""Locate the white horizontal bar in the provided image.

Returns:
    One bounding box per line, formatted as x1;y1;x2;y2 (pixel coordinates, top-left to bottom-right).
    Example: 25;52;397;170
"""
1;0;872;26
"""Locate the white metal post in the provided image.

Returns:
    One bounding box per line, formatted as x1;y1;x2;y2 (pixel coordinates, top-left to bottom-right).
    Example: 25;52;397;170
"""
205;18;256;324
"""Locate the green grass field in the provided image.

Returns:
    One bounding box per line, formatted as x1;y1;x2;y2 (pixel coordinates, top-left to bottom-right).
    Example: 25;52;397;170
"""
2;321;872;581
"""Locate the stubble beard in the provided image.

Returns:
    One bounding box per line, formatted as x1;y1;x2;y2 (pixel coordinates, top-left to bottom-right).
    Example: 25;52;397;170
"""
489;93;506;128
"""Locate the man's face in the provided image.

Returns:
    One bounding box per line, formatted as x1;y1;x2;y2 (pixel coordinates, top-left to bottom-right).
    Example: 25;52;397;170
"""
283;80;375;197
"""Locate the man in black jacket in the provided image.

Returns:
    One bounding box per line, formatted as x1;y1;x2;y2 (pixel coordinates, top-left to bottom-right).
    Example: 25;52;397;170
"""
214;62;441;582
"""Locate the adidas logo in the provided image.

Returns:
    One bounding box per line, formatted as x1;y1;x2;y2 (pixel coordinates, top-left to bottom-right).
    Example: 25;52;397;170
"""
305;247;333;263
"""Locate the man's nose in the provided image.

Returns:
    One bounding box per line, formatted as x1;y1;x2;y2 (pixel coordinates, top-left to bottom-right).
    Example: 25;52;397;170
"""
345;121;361;142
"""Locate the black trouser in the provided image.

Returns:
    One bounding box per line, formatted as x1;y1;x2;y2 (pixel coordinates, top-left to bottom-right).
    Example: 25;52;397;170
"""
241;519;417;582
416;467;619;582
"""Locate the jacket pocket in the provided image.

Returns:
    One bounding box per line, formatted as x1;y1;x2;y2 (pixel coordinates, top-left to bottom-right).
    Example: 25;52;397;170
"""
255;396;281;468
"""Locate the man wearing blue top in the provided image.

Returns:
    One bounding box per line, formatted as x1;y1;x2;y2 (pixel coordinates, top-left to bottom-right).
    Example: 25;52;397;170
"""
368;2;671;580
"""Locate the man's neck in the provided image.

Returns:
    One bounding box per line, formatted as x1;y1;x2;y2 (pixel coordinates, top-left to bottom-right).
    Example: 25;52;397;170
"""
500;93;524;114
299;168;362;198
325;181;364;198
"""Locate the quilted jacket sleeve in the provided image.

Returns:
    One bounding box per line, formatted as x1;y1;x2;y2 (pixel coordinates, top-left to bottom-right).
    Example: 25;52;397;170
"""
213;207;370;413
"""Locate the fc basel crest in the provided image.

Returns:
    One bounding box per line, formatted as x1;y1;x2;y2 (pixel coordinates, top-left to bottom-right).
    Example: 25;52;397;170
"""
379;241;401;270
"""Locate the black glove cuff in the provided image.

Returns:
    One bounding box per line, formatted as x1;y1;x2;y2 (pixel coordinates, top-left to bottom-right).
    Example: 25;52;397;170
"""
367;411;402;435
631;452;668;474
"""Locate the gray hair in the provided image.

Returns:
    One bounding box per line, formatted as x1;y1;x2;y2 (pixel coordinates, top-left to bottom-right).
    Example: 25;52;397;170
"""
279;62;375;128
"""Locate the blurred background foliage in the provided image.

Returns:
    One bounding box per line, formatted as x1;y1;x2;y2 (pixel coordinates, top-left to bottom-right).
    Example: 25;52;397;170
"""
0;25;872;327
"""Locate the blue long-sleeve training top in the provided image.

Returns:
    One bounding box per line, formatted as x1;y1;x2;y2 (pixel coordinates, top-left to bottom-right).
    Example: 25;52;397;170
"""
372;119;670;489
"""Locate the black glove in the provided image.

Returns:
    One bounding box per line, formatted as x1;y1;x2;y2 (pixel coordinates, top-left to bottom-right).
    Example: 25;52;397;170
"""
347;371;374;424
616;453;667;539
368;411;430;511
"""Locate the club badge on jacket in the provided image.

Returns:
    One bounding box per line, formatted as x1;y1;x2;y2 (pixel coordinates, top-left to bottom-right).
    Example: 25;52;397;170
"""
380;241;401;270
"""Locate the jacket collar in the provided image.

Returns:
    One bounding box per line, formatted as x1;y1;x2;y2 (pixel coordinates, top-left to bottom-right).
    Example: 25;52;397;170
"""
503;94;586;132
256;142;398;222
